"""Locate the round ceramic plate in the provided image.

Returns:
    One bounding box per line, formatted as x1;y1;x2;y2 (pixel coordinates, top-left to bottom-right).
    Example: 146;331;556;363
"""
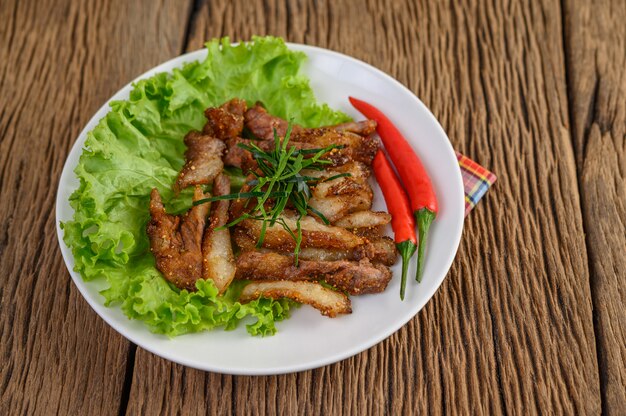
56;43;464;375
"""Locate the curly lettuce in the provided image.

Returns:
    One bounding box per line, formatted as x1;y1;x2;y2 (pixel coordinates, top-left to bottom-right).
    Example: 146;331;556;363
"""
62;36;349;336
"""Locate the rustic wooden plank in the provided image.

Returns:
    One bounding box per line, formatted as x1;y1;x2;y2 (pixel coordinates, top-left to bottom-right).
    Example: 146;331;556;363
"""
563;0;626;413
129;2;505;415
126;0;601;414
0;1;191;414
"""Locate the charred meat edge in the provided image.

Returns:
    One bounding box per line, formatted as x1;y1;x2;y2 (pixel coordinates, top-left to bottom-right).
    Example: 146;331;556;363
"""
239;280;352;317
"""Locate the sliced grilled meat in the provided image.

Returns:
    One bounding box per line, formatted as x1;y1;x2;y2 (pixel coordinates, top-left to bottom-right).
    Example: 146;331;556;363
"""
244;103;304;140
233;232;397;266
234;210;365;251
307;162;374;222
236;251;393;295
202;173;235;294
240;280;352;317
333;210;391;237
173;131;225;194
244;104;378;165
203;98;247;140
244;103;377;138
147;187;210;291
330;119;377;135
223;136;364;173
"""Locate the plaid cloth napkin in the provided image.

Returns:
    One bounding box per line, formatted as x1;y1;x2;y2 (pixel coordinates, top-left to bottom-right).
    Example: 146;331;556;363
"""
456;152;496;216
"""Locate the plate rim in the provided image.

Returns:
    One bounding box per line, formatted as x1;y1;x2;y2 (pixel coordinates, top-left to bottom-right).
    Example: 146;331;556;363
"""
55;42;464;375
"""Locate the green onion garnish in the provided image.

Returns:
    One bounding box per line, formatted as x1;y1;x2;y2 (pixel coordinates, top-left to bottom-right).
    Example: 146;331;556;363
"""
193;123;348;265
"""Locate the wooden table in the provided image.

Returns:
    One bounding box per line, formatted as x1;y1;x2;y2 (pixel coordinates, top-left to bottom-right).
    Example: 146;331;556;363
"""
2;0;624;414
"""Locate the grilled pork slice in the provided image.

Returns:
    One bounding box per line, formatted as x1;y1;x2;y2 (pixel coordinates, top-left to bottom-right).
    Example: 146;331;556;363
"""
233;233;397;266
222;137;255;171
236;251;392;295
244;104;304;140
244;104;376;139
244;104;379;165
223;137;323;172
240;280;352;317
202;174;235;294
329;119;377;136
234;211;365;251
291;130;378;165
173;131;225;194
301;237;397;265
202;98;247;140
227;174;257;221
223;135;373;173
147;187;210;291
307;162;373;222
333;210;391;237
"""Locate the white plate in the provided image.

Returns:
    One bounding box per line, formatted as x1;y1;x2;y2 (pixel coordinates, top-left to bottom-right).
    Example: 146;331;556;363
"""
56;43;464;375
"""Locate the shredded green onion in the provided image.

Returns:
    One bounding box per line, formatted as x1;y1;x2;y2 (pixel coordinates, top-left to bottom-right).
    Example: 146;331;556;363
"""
193;123;348;265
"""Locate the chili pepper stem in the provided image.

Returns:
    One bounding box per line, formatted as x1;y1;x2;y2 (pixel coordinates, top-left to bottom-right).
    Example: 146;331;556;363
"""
415;208;436;282
396;240;417;300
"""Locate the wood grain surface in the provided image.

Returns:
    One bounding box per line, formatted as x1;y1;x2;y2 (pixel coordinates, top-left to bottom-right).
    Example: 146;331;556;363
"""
0;1;191;415
1;0;624;415
563;0;626;413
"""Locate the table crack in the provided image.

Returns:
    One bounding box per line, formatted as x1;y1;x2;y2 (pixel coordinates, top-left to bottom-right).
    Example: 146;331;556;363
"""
558;0;606;414
181;0;204;54
117;343;137;416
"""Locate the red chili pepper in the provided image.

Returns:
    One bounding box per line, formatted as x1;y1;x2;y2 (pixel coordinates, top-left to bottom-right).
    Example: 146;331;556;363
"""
350;97;437;282
372;150;417;300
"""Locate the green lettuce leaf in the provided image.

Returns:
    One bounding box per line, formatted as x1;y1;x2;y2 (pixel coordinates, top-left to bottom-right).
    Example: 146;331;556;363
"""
62;36;349;337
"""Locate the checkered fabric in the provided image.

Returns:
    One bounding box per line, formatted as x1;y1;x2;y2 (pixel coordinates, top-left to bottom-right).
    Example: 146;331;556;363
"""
456;152;496;216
